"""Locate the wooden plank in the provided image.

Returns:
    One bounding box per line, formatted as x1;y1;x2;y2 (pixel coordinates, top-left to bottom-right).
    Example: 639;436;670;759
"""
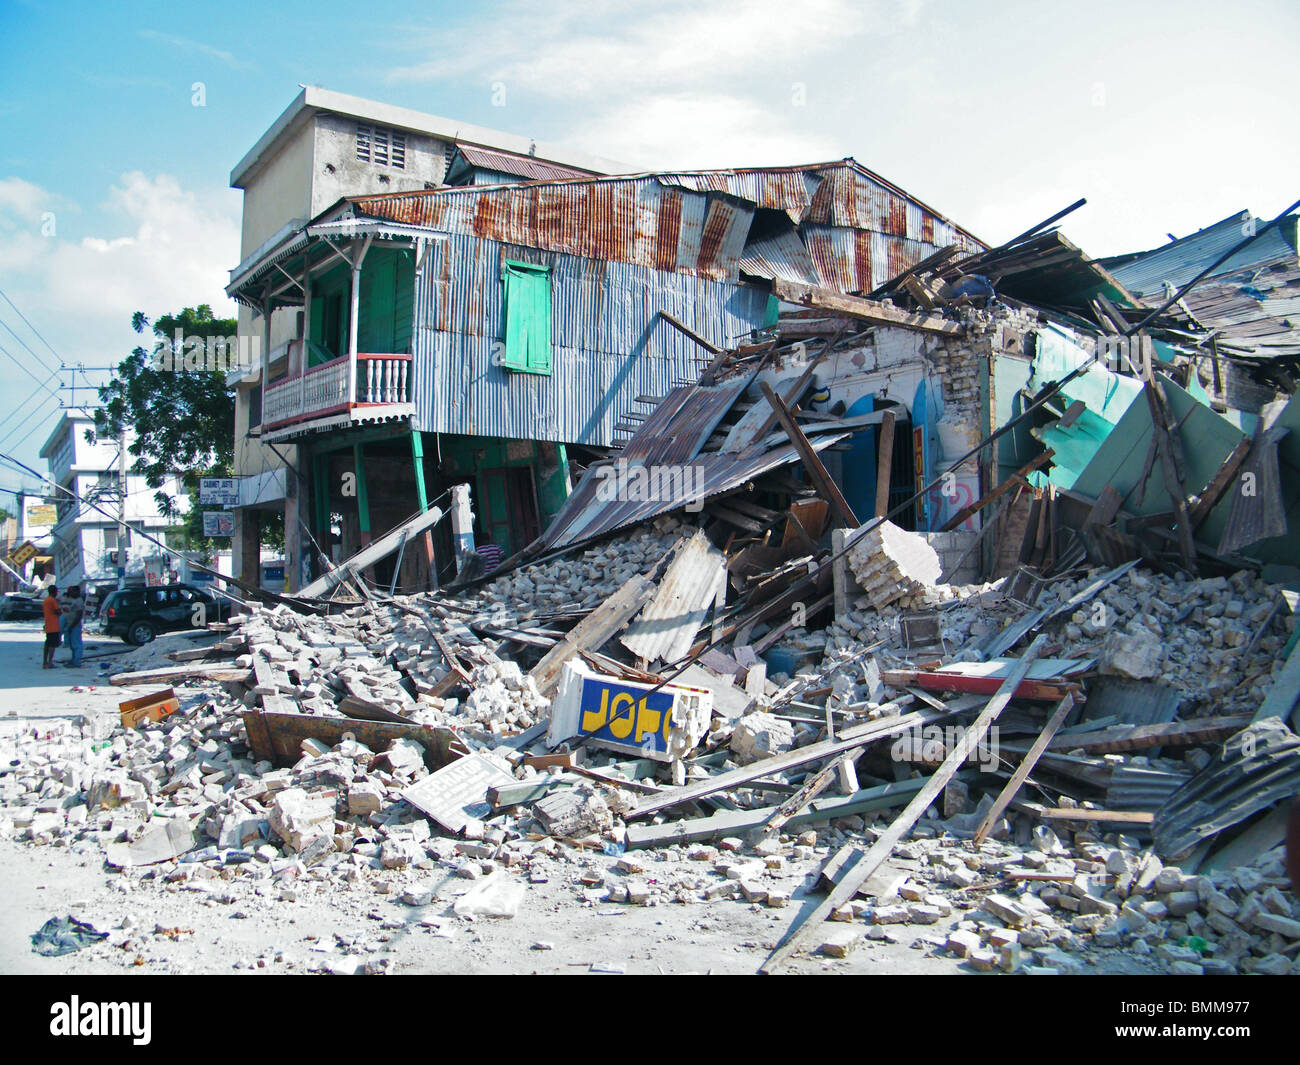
830;527;850;621
938;450;1054;532
241;711;461;769
1027;805;1155;825
1044;714;1252;753
1187;436;1252;529
881;670;1073;702
164;644;228;663
1083;485;1124;529
1142;376;1196;567
631;706;949;818
658;310;723;355
626;778;931;849
873;409;897;518
972;694;1075;847
1252;639;1300;728
528;574;657;697
740;327;844;448
752;750;857;841
760;634;1049;973
110;664;252;687
772;277;965;336
297;504;444;598
759;381;859;528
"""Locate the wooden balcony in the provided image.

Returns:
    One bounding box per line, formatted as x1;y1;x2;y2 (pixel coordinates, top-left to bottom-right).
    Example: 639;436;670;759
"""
261;348;414;440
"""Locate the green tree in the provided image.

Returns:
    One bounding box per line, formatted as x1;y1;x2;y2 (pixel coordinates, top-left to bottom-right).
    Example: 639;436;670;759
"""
94;306;238;551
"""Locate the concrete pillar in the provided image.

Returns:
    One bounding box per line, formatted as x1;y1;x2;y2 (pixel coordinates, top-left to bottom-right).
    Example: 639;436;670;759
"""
450;482;475;567
284;482;301;594
232;509;260;589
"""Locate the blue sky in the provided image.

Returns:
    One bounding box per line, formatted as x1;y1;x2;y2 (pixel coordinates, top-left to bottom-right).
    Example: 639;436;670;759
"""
1;0;1297;487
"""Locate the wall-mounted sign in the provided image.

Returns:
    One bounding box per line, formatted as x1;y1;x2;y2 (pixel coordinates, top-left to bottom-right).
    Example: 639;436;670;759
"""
199;478;239;506
202;512;235;537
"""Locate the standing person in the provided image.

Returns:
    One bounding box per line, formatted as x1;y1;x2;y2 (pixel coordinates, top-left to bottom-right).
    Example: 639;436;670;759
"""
60;585;85;668
41;585;61;669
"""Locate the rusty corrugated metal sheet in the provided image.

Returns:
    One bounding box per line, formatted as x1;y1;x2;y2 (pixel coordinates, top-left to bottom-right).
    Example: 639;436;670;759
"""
454;143;598;183
353;177;755;283
738;230;819;285
410;232;770;445
619;530;728;664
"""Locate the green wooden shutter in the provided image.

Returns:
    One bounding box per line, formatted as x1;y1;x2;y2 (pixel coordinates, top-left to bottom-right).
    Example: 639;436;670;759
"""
502;260;551;375
359;252;397;354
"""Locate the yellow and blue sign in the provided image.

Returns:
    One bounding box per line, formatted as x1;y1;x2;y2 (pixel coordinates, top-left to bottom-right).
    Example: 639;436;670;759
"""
578;678;677;757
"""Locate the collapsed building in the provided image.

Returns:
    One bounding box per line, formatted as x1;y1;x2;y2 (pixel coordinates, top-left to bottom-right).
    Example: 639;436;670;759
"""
7;88;1300;974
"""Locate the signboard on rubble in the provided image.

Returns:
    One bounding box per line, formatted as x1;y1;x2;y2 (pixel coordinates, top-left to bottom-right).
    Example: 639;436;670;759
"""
548;661;712;762
199;477;239;506
202;511;235;537
400;753;515;835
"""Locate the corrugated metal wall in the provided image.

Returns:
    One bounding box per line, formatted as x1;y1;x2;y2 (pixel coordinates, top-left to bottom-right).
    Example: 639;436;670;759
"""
411;232;770;445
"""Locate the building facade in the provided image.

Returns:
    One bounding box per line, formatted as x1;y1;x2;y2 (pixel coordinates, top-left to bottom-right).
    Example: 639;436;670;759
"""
38;410;186;589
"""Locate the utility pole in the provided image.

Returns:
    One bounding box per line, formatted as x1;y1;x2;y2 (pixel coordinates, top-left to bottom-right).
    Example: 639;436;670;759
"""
117;426;129;590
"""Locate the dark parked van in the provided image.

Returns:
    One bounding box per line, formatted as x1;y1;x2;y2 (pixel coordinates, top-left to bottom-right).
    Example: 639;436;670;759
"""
100;583;233;645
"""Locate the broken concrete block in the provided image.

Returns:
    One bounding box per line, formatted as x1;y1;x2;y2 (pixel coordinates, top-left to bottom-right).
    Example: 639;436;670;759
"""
347;781;385;817
1099;628;1163;680
268;788;335;853
730;712;795;764
819;927;861;958
947;929;981;958
1252;912;1300;940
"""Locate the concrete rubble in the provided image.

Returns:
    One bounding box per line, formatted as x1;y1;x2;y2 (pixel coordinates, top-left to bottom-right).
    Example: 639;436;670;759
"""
3;508;1297;975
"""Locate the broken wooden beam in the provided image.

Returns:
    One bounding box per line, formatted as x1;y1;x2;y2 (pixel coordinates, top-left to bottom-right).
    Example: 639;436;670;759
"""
759;381;860;528
760;634;1049;973
631;706;954;818
110;663;252;687
972;694;1075;847
528;573;657;697
626;778;930;849
297;504;444;599
1042;714;1252;754
939;450;1054;533
874;409;897;518
771;278;965;336
880;669;1075;702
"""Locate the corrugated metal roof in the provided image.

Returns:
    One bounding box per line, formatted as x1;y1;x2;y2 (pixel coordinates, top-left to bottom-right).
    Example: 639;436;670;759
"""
452;143;599;183
737;230;819;285
353;177;755;283
534;376;851;551
619;530;728;664
1105;212;1299;300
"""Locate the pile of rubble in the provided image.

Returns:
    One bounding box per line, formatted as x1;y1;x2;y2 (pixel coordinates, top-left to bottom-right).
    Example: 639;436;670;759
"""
3;507;1298;974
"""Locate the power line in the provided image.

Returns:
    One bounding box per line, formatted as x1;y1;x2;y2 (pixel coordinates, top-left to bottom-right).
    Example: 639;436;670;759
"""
0;338;63;403
0;286;64;364
0;396;63;455
0;380;53;436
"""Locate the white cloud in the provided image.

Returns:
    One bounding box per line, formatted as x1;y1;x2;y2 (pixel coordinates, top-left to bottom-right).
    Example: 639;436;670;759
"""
0;172;239;465
570;93;838;171
388;0;915;170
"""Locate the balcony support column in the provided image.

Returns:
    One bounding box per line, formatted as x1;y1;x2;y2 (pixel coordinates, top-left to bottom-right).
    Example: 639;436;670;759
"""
346;235;374;407
410;430;437;591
